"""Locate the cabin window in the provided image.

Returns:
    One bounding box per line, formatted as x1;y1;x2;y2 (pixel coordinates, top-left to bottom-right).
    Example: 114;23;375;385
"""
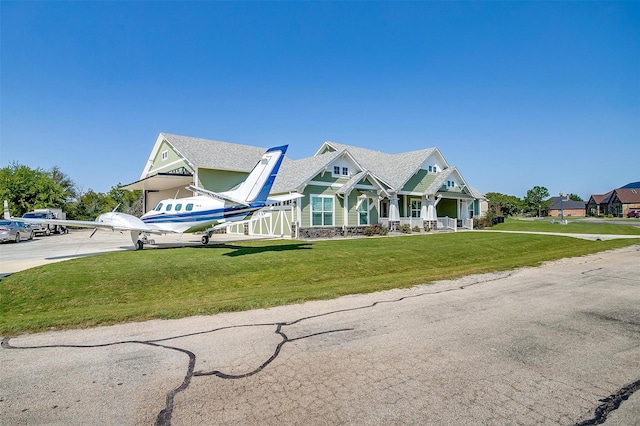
155;203;163;211
186;204;194;211
175;204;182;212
411;199;421;218
161;150;168;161
333;166;340;176
342;167;349;176
311;195;334;226
165;204;173;211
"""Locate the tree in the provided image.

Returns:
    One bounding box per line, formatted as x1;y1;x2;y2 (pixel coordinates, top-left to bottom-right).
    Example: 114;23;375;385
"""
524;186;551;216
108;184;142;216
485;192;523;217
568;193;583;202
0;162;72;216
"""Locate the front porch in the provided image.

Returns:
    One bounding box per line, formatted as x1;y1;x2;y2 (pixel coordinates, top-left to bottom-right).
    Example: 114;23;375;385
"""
379;216;474;232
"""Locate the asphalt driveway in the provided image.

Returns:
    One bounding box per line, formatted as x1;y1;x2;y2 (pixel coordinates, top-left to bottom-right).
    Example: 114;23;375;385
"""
1;245;638;425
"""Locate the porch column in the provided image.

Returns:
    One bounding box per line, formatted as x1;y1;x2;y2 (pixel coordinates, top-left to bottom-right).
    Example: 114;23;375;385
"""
421;194;428;220
389;193;400;231
425;194;440;221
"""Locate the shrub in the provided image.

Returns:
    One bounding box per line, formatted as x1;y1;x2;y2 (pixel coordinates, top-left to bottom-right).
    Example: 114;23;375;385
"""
363;223;389;236
412;226;421;233
399;224;412;233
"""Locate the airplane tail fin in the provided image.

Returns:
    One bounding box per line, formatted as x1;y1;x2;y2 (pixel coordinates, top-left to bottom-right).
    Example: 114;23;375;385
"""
220;145;288;205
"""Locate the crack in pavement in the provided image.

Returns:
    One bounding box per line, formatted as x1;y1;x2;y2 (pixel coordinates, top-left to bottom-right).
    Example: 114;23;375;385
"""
575;379;640;426
4;268;634;425
0;271;512;425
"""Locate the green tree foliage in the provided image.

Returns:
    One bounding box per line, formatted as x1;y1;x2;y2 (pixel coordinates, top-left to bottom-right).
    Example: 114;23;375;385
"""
568;193;583;202
1;163;142;220
0;162;71;216
485;192;523;217
524;185;551;216
108;184;142;216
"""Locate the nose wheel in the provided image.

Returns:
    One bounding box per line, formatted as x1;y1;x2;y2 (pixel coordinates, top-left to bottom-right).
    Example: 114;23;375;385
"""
201;234;210;245
136;240;144;250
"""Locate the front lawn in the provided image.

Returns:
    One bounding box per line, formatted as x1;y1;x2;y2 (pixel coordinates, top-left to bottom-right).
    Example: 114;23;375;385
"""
1;233;637;336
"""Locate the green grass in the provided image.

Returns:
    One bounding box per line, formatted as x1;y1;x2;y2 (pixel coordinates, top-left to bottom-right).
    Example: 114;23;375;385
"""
491;218;640;235
1;233;638;336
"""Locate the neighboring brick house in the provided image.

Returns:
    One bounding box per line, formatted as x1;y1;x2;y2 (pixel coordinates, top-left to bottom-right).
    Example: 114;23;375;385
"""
586;182;640;217
548;195;586;217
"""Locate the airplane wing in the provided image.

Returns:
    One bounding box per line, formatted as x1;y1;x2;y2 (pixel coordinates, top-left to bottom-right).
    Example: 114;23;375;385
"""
4;201;168;235
266;193;304;204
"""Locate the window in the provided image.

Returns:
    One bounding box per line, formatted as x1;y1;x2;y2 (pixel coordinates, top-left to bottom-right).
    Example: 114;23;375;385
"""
175;204;182;212
358;199;369;225
411;199;421;218
165;204;173;211
433;166;437;172
428;166;433;172
342;167;349;176
186;204;194;211
311;195;334;226
155;203;163;211
333;166;340;176
161;150;168;161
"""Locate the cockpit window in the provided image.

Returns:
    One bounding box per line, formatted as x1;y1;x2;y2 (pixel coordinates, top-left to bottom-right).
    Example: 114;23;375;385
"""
165;204;173;211
155;203;163;211
175;204;182;211
186;204;194;211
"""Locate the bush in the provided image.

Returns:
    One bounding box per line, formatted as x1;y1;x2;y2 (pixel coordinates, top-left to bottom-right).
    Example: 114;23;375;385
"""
363;223;389;236
399;224;412;233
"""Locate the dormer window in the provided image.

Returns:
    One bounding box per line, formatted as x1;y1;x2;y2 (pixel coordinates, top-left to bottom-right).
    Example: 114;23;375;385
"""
161;150;168;161
333;166;340;176
342;167;349;176
428;166;433;172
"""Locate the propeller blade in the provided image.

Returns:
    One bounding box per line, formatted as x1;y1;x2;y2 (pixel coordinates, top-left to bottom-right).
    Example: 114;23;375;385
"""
90;228;98;238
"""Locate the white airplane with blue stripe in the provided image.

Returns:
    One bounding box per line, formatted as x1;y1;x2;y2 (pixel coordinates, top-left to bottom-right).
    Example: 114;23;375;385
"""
5;145;288;250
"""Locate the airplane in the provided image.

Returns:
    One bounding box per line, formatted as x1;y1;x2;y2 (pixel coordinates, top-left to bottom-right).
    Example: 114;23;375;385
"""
4;145;288;250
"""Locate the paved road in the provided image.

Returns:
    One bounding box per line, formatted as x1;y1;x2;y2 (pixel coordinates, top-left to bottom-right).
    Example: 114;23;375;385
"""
1;245;639;425
0;229;268;275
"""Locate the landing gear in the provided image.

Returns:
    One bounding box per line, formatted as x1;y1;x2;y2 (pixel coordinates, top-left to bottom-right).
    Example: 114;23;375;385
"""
201;234;210;245
135;240;144;250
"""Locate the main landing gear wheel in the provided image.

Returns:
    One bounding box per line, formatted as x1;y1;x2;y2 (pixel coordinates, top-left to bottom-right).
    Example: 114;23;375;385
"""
136;240;144;250
201;235;209;245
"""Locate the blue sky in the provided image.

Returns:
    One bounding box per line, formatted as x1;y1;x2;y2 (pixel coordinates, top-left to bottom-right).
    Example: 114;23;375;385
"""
2;1;638;200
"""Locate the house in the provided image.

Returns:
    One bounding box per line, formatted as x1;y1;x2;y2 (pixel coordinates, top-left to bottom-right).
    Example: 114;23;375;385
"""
123;133;485;238
548;195;586;217
586;192;613;217
586;182;640;217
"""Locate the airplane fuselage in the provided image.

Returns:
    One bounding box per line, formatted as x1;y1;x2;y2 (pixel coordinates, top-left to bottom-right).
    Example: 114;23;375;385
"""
140;195;264;234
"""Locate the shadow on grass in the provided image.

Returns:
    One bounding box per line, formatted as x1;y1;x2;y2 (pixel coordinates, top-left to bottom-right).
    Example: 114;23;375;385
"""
201;242;314;257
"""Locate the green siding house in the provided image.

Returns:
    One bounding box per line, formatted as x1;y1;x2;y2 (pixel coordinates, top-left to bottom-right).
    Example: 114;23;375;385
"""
124;133;485;238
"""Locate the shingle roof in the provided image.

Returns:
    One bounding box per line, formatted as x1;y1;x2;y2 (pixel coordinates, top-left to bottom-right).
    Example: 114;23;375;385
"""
161;133;287;172
321;141;437;189
270;150;342;193
613;188;640;203
549;197;586;210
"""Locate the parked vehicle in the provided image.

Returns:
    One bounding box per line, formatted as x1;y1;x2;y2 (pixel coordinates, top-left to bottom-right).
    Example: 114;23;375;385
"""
627;209;640;218
14;221;34;240
22;208;67;235
0;220;30;243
